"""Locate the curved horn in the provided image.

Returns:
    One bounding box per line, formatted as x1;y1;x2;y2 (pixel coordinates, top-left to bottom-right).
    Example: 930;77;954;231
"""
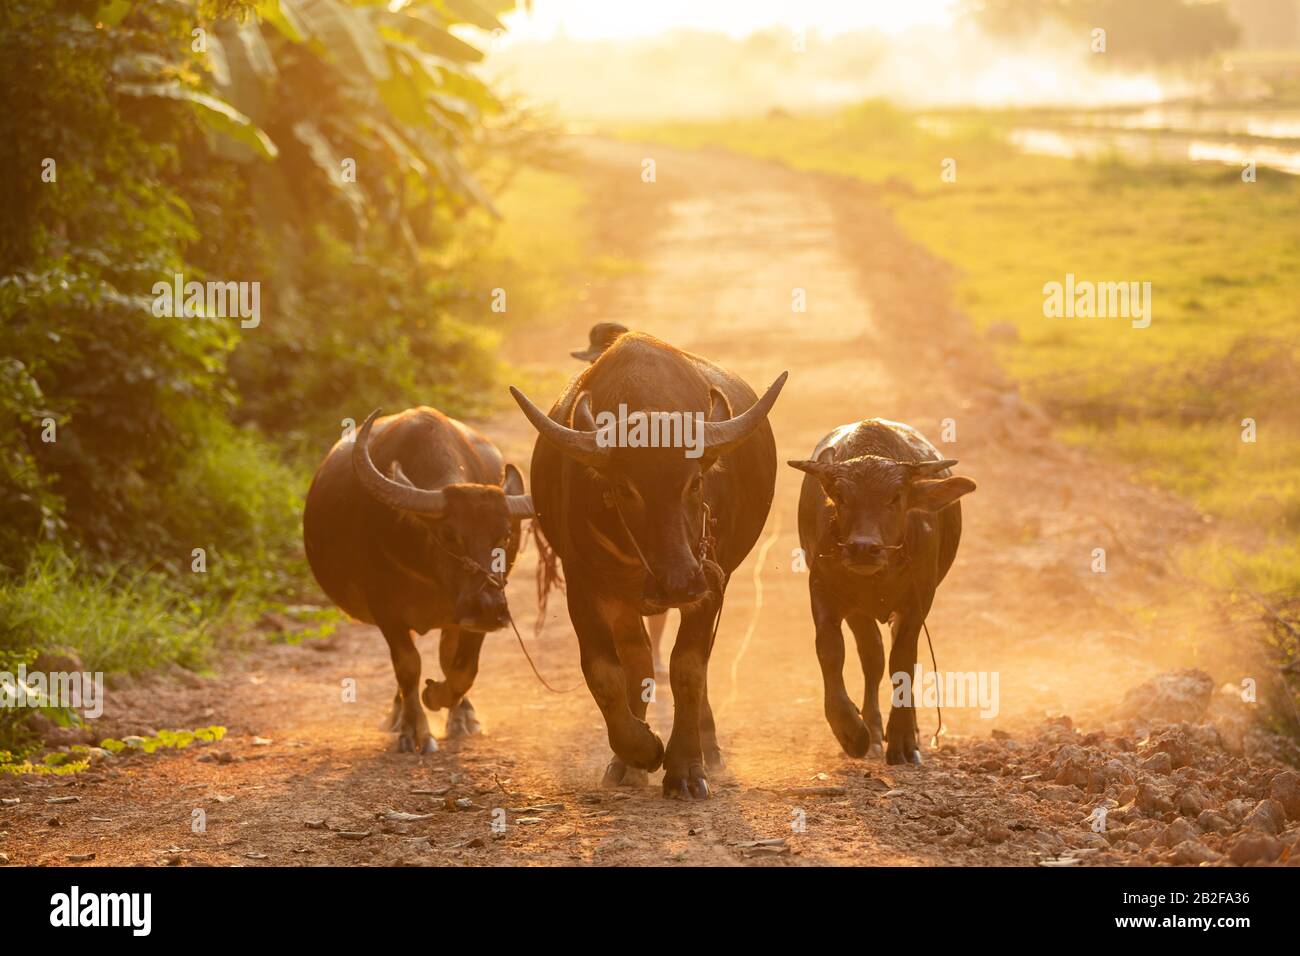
909;458;958;478
352;410;447;516
507;494;535;519
509;386;610;469
701;371;788;456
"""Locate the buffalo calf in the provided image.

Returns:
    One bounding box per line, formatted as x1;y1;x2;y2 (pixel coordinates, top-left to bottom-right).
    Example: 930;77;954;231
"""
789;419;975;765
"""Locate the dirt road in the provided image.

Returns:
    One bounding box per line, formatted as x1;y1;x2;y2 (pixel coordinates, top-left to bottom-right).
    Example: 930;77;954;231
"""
3;140;1295;867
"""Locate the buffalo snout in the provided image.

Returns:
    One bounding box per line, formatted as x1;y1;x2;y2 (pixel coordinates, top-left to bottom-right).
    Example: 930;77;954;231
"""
841;538;891;574
643;563;709;611
455;586;510;632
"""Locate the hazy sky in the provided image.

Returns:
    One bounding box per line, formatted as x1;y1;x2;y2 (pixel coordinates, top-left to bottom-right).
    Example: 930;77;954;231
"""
497;0;959;43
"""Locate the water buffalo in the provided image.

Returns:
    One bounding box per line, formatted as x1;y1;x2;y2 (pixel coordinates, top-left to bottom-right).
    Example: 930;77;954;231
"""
570;322;670;675
789;419;975;765
513;332;786;798
303;407;534;754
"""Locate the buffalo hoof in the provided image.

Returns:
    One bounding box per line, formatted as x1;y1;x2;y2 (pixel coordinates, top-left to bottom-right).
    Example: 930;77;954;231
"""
422;679;454;712
886;744;922;766
662;765;710;800
398;732;438;755
867;742;885;760
614;724;665;773
827;699;871;758
703;747;726;773
445;699;482;739
601;757;650;789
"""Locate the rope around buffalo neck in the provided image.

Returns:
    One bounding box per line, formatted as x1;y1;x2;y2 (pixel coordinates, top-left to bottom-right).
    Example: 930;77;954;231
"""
432;534;581;694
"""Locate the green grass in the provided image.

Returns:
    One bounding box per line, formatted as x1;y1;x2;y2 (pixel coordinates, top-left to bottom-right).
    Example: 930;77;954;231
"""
623;103;1300;597
0;549;214;676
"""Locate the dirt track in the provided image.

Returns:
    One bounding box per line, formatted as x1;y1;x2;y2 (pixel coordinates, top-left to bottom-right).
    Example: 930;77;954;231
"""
3;139;1296;867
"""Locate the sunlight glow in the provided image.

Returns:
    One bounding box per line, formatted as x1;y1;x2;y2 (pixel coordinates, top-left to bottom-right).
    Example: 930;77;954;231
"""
498;0;958;44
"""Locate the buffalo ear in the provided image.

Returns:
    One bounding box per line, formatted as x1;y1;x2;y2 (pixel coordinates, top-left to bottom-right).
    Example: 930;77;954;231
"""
786;444;836;476
571;391;598;431
389;460;416;487
502;463;526;496
707;387;733;422
909;476;976;512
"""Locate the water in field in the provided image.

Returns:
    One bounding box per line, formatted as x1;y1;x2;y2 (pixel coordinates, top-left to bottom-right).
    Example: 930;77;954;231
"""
1004;107;1300;175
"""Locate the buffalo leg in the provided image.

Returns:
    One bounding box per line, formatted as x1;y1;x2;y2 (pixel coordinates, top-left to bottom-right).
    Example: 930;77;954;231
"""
699;676;725;771
378;620;436;755
812;584;870;758
662;595;720;799
603;606;656;788
568;581;665;775
645;611;669;676
379;690;402;732
846;611;886;759
885;612;924;765
426;626;486;738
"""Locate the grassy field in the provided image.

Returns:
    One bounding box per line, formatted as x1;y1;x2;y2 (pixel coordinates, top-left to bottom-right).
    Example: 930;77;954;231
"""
624;105;1300;598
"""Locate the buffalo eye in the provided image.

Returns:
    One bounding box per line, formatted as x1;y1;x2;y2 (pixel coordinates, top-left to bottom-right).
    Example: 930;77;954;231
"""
688;474;703;494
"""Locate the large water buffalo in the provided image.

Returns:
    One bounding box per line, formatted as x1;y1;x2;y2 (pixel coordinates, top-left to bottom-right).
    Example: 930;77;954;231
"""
303;407;534;754
789;419;975;765
570;322;669;675
513;332;786;798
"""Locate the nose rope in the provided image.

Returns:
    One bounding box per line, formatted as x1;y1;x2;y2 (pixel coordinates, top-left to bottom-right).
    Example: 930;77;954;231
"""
608;496;717;577
431;534;581;694
504;606;583;694
901;549;944;750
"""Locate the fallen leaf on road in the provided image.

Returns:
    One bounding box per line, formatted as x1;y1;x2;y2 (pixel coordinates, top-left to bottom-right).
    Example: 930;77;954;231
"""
732;838;787;849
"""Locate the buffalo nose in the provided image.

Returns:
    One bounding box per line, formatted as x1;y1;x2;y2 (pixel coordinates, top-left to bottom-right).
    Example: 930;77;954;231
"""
645;565;708;608
456;590;510;632
843;540;889;567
